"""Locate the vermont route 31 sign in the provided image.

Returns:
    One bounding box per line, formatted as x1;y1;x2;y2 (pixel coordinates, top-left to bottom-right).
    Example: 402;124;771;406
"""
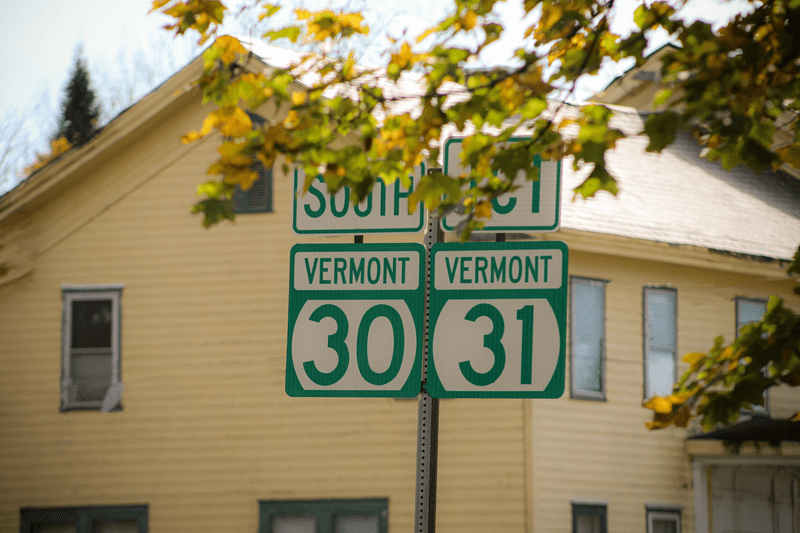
428;241;568;398
286;243;425;397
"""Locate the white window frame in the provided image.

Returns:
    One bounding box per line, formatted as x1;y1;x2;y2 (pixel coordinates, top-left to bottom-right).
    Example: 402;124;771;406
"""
570;277;607;401
643;287;677;399
647;508;680;533
61;286;122;411
736;297;769;414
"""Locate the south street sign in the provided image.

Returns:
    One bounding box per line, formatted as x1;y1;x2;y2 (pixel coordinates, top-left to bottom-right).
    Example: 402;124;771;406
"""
441;137;561;233
286;243;425;397
293;165;426;235
427;241;568;398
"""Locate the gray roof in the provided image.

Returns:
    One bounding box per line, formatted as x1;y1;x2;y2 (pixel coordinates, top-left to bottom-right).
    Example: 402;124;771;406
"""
202;41;800;261
560;109;800;261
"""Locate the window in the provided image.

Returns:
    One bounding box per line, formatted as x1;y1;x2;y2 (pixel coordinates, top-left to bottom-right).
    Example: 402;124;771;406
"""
61;286;122;411
20;505;147;533
570;278;607;400
644;287;677;398
647;508;680;533
232;113;273;214
736;297;769;413
572;503;607;533
737;298;767;333
259;499;388;533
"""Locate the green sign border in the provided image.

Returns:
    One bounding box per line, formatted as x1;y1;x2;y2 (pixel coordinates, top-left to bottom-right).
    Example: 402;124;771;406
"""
441;137;561;232
427;241;568;399
292;166;426;235
286;242;426;397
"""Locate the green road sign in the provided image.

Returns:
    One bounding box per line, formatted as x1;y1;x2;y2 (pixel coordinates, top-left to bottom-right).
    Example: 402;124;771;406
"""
286;243;425;397
293;166;425;235
428;241;568;398
441;137;561;233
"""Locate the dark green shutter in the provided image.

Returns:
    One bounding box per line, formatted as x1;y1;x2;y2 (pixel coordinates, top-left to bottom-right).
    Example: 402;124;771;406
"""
232;112;273;214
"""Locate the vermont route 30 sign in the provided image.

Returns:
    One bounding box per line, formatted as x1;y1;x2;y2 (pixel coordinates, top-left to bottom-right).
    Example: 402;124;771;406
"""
428;241;568;398
286;243;425;397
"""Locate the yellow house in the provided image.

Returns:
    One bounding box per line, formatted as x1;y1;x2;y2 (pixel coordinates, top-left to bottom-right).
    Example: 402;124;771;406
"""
1;39;799;533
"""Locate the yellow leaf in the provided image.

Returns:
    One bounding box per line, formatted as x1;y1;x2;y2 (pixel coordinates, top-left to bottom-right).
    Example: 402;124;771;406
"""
644;396;673;414
150;0;171;12
462;10;477;30
215;107;253;138
673;406;691;428
213;35;246;65
339;12;366;30
667;392;690;405
291;91;306;106
683;352;705;365
474;201;493;219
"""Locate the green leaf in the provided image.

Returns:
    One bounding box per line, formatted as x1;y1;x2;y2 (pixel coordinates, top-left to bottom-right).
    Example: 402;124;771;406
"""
265;26;302;43
633;5;649;30
644;112;680;153
191;198;236;228
653;88;672;108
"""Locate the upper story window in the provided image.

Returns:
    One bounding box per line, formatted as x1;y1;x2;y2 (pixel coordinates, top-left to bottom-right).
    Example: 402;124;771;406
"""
644;287;677;398
570;277;607;400
61;286;122;412
232;112;273;214
736;297;769;414
737;298;767;333
259;499;388;533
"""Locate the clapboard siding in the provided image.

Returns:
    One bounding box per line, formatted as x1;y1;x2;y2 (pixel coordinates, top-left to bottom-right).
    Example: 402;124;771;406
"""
0;89;529;533
3;74;800;533
529;249;799;533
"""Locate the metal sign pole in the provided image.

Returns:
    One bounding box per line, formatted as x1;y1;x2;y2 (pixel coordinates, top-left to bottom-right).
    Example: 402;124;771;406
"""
415;170;443;533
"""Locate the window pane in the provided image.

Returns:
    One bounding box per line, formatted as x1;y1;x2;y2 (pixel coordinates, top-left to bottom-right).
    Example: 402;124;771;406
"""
71;352;113;401
646;290;676;349
738;300;766;330
33;525;76;533
652;518;677;533
572;281;603;393
71;300;112;348
576;515;602;533
273;516;315;533
648;349;675;397
574;344;601;392
92;520;139;533
335;515;379;533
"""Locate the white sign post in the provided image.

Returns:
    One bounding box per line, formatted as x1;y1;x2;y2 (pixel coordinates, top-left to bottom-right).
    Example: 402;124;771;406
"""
441;137;561;233
293;166;425;235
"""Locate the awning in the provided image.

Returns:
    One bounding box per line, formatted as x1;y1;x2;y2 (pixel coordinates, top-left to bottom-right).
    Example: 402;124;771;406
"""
689;417;800;445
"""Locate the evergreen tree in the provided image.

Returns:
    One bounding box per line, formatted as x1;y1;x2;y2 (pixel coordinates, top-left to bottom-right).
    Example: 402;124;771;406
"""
55;48;101;147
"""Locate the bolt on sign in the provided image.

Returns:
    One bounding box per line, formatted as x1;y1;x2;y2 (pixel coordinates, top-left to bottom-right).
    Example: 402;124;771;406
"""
441;137;561;233
293;165;426;235
286;243;426;397
427;241;568;398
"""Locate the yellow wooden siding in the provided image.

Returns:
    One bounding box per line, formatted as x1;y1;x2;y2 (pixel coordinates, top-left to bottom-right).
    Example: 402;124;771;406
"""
530;250;799;533
0;93;528;533
2;85;800;533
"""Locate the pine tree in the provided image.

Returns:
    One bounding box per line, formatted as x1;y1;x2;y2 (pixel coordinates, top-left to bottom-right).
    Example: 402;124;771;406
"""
55;48;101;147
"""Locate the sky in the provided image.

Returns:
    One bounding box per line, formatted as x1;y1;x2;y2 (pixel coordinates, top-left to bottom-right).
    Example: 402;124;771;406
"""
0;0;752;192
